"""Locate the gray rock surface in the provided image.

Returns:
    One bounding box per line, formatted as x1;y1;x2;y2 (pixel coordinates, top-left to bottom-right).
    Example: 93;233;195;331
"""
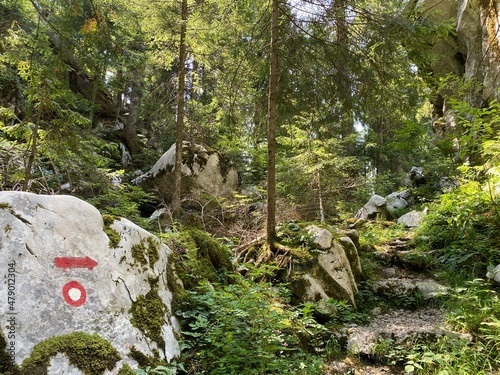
0;192;180;374
346;309;449;356
355;195;390;220
385;190;412;217
397;210;426;227
133;141;238;199
291;235;359;306
417;0;500;133
487;264;500;283
306;225;333;249
339;236;363;281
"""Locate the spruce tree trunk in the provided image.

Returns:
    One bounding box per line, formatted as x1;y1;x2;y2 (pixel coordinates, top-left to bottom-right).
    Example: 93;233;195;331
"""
335;0;354;141
267;0;279;246
123;84;139;156
172;0;188;215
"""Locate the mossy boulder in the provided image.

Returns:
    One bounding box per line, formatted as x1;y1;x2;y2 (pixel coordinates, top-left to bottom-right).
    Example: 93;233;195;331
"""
287;227;361;307
132;141;239;201
0;192;180;373
166;228;234;291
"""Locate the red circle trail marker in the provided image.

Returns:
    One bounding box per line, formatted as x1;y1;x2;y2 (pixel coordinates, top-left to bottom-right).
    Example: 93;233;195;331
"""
62;281;87;306
54;256;98;270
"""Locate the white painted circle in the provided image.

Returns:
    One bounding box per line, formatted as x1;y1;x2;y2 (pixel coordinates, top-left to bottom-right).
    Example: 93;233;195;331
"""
68;288;82;301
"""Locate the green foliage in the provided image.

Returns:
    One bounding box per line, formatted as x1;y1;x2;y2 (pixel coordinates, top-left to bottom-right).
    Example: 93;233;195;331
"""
134;364;179;375
369;280;500;374
414;171;500;280
177;277;326;375
358;221;408;250
87;182;153;226
19;332;120;375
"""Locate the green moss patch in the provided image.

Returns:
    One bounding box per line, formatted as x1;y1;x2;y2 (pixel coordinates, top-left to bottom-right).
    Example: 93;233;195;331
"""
117;363;136;375
129;285;166;348
20;332;120;375
102;214;121;248
167;228;233;290
131;237;160;268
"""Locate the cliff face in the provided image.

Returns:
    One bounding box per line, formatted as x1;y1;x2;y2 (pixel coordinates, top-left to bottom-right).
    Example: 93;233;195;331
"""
421;0;500;127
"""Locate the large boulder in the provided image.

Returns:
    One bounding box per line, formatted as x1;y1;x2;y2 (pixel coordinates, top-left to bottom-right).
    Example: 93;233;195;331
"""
355;195;390;220
385;190;413;217
397;209;426;228
290;227;361;306
133;141;239;200
0;192;180;374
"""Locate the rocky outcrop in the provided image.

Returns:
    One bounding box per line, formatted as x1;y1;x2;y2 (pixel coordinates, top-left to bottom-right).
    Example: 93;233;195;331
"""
133;141;239;200
417;0;500;131
290;226;362;306
345;308;464;356
0;192;180;374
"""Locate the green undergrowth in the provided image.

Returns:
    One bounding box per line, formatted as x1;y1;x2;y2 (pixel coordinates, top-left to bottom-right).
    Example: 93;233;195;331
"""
177;275;328;375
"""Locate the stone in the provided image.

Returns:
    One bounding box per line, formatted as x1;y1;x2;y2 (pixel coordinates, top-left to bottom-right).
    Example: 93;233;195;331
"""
290;240;358;306
372;277;448;301
339;236;363;281
355;195;390;220
486;264;500;283
397;210;426;227
0;192;180;374
415;280;449;300
346;308;450;356
406;166;426;187
132;141;238;200
385;190;413;217
306;225;333;249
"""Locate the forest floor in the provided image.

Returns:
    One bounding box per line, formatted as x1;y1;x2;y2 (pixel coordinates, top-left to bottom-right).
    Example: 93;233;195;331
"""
323;231;456;375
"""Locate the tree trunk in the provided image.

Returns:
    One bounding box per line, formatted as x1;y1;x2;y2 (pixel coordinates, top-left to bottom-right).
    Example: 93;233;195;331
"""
23;83;45;191
123;83;139;156
267;0;279;246
172;0;188;215
334;0;354;142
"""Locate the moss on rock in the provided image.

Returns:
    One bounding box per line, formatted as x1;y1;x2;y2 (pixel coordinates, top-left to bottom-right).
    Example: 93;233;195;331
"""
170;228;233;290
129;285;166;349
117;363;136;375
20;332;120;375
131;237;161;268
102;214;121;248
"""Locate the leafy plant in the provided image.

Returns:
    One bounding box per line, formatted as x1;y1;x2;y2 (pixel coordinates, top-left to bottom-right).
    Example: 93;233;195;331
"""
134;365;179;375
177;275;326;375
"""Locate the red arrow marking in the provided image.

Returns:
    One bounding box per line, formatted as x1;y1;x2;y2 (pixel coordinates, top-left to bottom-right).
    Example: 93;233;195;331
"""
54;256;98;270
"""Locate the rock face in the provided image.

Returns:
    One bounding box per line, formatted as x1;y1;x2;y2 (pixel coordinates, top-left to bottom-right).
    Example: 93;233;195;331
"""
133;141;239;200
0;192;180;374
345;309;454;356
418;0;500;131
290;226;362;306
